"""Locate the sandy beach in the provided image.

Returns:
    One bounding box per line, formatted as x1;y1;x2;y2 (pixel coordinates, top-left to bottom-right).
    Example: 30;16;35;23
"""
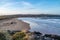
0;18;30;31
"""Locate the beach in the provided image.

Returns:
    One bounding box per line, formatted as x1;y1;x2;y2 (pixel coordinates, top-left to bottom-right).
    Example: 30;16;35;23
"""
0;18;30;31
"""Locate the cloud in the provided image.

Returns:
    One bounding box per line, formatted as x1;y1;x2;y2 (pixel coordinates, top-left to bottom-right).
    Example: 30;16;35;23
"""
21;1;32;6
0;0;59;15
0;1;43;15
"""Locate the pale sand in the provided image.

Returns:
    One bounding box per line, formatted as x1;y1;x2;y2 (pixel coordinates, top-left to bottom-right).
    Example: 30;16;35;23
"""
0;18;30;31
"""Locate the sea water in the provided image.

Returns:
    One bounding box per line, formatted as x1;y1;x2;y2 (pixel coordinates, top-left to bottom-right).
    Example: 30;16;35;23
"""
18;17;60;35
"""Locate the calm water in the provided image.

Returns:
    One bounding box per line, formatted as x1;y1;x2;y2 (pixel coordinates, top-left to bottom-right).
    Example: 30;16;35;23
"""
18;17;60;35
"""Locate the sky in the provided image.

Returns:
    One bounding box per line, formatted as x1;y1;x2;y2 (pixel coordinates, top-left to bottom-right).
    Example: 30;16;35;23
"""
0;0;60;15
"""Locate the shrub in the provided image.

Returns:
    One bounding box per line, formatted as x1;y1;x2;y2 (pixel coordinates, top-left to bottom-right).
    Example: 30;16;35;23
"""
12;32;26;40
0;30;12;40
0;32;6;40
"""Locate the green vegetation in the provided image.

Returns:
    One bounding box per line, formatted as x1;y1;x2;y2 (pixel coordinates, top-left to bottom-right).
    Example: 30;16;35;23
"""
0;30;60;40
12;32;26;40
0;32;6;40
0;30;12;40
0;30;27;40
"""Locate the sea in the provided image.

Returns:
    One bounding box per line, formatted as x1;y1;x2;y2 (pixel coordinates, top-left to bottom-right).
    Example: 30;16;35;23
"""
18;17;60;35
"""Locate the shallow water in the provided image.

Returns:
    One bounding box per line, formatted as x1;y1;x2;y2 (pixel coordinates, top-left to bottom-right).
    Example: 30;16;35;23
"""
18;17;60;35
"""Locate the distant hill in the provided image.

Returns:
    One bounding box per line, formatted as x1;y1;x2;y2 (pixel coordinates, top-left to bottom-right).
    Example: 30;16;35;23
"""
0;14;60;19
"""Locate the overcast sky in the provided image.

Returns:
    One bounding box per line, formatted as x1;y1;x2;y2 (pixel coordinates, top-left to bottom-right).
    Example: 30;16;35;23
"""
0;0;60;15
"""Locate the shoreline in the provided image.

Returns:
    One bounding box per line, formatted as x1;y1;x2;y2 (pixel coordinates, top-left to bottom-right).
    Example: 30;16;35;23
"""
0;18;30;31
